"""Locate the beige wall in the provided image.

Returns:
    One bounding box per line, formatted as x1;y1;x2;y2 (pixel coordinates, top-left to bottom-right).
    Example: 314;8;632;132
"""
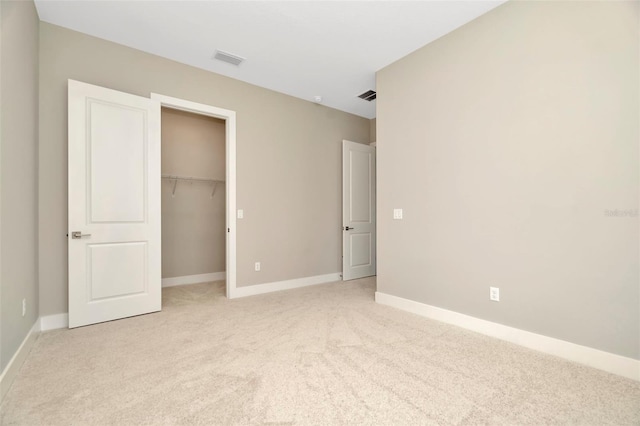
377;1;639;359
38;23;370;315
369;118;376;144
1;0;39;371
161;108;226;278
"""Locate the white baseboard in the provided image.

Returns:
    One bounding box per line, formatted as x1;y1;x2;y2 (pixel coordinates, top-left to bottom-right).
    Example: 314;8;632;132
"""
40;313;69;331
162;272;226;288
375;291;640;382
0;320;40;401
232;273;342;298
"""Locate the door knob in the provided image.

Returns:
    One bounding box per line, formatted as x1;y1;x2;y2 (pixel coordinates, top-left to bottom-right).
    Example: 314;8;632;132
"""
344;226;354;231
71;231;92;239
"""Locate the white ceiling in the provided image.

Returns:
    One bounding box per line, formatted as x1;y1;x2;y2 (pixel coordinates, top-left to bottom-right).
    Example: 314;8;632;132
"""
34;0;505;119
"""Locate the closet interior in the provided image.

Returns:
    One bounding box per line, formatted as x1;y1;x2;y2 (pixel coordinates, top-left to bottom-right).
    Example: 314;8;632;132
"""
161;107;226;289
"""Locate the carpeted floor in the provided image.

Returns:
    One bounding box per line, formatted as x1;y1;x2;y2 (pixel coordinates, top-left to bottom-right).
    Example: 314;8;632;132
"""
2;277;639;425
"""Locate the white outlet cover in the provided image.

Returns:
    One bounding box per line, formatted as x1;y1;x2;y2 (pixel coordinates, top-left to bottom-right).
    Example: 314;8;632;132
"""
490;287;500;302
393;208;403;220
255;262;260;271
237;209;244;219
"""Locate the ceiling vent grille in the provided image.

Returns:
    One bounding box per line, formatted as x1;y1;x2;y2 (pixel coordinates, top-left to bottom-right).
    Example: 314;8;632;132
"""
213;50;245;66
357;90;377;102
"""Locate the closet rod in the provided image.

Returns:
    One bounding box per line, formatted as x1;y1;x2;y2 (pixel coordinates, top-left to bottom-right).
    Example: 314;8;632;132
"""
161;174;225;183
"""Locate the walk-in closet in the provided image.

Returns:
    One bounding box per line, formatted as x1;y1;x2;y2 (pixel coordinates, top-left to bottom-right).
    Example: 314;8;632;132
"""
161;107;226;289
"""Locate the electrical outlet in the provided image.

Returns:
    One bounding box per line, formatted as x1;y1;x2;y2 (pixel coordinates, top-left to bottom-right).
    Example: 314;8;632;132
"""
237;209;244;219
490;287;500;302
393;209;403;220
22;299;26;317
255;262;261;272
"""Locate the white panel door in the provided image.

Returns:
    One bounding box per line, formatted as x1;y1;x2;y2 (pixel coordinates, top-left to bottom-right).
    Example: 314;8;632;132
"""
68;80;161;328
342;140;376;281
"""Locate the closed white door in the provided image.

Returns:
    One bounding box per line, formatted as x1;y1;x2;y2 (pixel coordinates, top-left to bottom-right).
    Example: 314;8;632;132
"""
68;80;161;328
342;140;376;281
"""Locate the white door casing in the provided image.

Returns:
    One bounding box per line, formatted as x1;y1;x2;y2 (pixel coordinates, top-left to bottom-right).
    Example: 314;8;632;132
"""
68;80;161;328
150;93;237;299
342;140;376;280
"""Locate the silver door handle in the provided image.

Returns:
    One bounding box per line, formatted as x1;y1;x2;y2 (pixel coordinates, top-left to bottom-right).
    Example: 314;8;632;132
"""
71;231;92;239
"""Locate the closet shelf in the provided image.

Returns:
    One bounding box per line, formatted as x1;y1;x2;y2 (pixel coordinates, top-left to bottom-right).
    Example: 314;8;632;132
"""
161;174;225;183
162;175;225;198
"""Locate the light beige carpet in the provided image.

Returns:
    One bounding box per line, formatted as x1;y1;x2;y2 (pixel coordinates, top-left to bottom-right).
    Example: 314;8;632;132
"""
2;278;639;425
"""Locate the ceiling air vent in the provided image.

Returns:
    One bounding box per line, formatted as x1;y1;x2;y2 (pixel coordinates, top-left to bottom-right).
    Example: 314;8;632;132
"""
213;50;245;66
357;90;376;102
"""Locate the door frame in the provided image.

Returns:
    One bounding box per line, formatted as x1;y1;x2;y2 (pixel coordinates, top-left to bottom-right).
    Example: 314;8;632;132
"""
150;94;237;299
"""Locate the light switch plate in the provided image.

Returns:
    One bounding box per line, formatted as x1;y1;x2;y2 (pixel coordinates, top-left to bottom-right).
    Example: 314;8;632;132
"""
237;209;244;219
393;209;403;220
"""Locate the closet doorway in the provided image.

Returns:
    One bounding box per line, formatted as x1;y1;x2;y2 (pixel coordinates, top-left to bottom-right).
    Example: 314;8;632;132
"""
152;94;237;298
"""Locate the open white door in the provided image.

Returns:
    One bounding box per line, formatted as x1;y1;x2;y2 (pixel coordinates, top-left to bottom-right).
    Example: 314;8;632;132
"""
68;80;161;328
342;140;376;281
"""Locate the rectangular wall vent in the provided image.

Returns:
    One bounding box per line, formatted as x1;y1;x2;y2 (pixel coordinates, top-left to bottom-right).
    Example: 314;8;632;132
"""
357;90;376;102
213;50;245;66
